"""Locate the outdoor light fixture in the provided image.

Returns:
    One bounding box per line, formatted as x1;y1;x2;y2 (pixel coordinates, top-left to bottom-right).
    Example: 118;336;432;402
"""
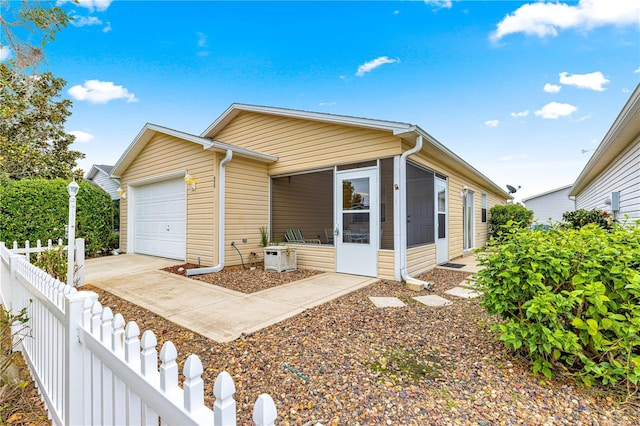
66;180;80;287
116;187;126;199
184;173;196;190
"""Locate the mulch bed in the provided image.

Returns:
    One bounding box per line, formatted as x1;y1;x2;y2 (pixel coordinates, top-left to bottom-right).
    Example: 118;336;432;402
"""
162;263;322;293
77;266;638;425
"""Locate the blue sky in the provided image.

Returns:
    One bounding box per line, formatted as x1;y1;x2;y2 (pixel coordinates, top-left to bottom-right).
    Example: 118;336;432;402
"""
4;0;639;201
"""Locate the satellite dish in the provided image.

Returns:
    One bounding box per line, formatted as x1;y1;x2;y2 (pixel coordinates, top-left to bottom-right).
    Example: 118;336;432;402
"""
506;184;521;194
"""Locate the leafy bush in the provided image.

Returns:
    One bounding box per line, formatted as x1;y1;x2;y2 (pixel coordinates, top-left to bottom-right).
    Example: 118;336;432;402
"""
488;204;533;239
562;208;612;229
0;178;116;256
476;222;640;388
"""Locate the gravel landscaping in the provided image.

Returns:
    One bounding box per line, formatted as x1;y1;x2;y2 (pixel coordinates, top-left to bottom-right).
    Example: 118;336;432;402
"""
78;266;638;425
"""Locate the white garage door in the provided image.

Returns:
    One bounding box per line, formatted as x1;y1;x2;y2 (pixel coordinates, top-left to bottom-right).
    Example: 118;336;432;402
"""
134;179;186;260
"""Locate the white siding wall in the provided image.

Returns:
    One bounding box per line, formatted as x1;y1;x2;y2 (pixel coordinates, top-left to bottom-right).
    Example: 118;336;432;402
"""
575;136;640;222
525;186;574;223
91;170;121;200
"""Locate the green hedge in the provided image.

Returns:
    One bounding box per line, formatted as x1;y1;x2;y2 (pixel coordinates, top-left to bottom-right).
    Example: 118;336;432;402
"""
488;204;533;239
476;222;640;387
0;178;116;256
562;208;612;229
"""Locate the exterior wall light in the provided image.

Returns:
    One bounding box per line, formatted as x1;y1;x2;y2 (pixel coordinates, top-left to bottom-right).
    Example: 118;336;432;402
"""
116;187;126;199
184;173;196;190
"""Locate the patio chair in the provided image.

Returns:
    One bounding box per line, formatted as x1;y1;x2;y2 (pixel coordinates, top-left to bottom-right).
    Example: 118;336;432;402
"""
324;228;334;244
285;229;321;244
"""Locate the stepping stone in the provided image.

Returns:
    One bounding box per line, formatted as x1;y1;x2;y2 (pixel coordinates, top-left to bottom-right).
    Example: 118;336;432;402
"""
413;295;452;307
459;279;477;289
445;286;482;299
369;297;406;308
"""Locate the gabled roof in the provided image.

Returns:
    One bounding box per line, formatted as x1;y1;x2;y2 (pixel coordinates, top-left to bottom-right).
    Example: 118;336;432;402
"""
200;103;511;199
200;103;415;138
522;184;572;203
85;164;114;180
570;84;640;196
111;123;278;178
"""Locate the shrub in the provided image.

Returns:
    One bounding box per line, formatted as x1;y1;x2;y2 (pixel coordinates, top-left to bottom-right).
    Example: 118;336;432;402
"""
488;204;533;239
476;222;640;388
0;178;115;256
562;208;612;229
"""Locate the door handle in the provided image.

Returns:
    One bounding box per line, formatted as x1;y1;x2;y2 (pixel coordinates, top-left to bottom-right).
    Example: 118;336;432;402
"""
334;226;339;236
166;225;170;231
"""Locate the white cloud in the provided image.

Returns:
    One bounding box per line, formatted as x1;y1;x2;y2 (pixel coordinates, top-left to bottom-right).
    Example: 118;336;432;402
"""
534;102;578;119
424;0;452;9
197;32;208;48
484;119;500;128
69;130;95;143
102;22;112;33
71;15;102;27
68;80;138;104
58;0;113;12
559;71;610;91
490;0;640;42
634;67;640;74
510;110;529;118
0;46;11;61
355;56;398;77
544;83;562;93
319;102;336;107
501;155;514;161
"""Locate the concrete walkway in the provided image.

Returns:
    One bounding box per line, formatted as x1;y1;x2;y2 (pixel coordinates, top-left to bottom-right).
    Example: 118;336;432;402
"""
84;254;377;343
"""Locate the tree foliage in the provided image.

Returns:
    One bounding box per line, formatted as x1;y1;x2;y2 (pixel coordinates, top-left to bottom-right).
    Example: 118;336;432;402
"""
0;0;72;70
0;63;85;179
476;223;640;388
0;178;117;256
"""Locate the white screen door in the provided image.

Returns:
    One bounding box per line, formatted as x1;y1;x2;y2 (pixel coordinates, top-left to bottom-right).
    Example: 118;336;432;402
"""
436;177;448;264
335;168;378;277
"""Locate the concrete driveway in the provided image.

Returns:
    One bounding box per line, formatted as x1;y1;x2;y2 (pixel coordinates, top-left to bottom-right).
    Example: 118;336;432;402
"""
84;254;376;342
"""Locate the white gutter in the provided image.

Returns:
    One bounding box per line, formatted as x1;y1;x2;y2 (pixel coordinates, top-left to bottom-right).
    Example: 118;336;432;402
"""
399;134;431;290
186;149;233;276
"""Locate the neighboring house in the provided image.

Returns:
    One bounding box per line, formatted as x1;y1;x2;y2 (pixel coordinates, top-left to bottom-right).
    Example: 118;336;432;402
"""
85;164;121;200
110;104;511;281
569;84;640;222
523;184;574;223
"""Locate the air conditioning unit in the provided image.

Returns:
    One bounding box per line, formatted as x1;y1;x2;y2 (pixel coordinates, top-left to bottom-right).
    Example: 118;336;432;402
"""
264;246;297;273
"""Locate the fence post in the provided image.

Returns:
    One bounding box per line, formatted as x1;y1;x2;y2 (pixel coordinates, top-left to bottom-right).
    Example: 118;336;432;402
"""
65;290;98;426
24;240;30;264
75;238;85;287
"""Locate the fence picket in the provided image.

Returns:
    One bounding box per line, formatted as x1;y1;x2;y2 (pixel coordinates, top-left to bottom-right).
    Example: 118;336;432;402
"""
1;242;279;426
213;371;236;426
141;330;159;424
253;394;278;426
124;321;143;425
112;313;127;425
101;308;115;425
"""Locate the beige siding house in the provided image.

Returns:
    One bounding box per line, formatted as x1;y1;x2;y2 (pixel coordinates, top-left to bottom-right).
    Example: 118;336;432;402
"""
111;105;510;282
569;84;640;222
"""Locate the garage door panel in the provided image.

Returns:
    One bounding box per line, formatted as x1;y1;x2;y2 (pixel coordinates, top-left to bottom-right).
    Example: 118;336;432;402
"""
134;179;186;260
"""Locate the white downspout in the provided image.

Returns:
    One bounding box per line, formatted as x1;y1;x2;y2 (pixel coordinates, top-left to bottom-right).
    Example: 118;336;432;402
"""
399;134;431;289
186;149;233;276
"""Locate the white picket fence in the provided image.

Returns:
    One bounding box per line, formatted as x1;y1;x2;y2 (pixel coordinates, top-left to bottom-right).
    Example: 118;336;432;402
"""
9;239;85;286
0;243;278;425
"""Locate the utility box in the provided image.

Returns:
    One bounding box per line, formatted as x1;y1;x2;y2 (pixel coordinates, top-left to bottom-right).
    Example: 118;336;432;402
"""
611;191;620;211
264;246;297;273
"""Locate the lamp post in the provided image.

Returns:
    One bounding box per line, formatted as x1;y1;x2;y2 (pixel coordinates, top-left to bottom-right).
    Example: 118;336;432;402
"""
67;180;80;286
